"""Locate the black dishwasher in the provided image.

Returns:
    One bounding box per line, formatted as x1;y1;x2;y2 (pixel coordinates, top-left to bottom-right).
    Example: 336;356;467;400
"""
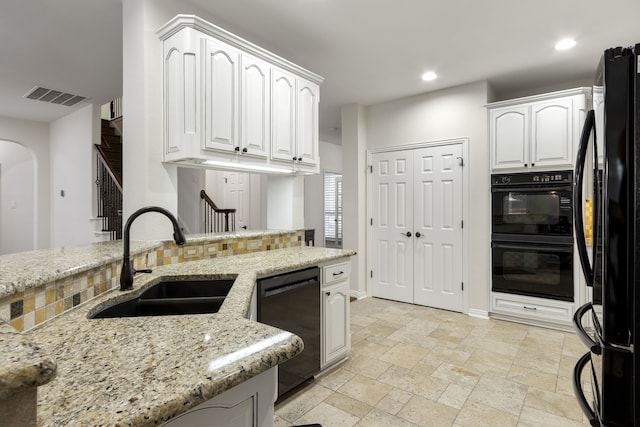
257;267;320;398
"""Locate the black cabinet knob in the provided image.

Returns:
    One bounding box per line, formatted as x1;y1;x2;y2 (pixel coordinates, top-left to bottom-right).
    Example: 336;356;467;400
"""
242;147;248;153
234;146;240;152
415;232;422;238
401;231;412;237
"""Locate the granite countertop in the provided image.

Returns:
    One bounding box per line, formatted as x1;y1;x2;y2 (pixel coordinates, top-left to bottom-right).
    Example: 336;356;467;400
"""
0;241;162;299
13;246;354;426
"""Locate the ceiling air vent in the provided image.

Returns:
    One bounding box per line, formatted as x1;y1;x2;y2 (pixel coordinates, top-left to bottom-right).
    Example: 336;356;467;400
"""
23;86;86;106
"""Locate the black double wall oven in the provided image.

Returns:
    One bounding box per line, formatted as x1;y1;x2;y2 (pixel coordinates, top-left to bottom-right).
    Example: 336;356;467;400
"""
491;170;574;302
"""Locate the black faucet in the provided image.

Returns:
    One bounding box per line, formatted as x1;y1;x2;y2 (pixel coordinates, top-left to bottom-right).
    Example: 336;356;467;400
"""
120;206;186;291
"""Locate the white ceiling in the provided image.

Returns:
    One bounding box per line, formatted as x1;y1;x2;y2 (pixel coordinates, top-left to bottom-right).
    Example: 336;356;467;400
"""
2;0;640;144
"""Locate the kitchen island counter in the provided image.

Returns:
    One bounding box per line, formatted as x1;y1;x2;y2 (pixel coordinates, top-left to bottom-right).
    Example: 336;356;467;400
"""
17;246;354;426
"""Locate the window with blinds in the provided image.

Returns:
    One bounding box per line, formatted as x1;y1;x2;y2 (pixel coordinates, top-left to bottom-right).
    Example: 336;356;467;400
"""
324;172;343;248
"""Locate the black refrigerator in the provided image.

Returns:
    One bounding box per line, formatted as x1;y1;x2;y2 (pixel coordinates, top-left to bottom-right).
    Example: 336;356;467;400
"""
573;44;640;426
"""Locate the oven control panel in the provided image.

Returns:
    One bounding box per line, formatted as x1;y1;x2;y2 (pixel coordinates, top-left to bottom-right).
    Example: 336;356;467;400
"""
492;170;573;186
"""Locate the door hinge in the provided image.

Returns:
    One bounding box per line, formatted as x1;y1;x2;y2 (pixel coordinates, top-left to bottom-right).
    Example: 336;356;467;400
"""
370;218;373;226
370;270;373;278
461;220;464;229
457;157;464;167
369;165;373;173
461;282;464;291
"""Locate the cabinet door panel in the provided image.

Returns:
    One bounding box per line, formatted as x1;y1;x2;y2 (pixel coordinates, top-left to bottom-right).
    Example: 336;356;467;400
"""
204;38;239;152
296;79;319;165
163;30;199;158
323;283;349;367
491;106;529;169
530;98;573;167
241;55;270;158
271;69;296;161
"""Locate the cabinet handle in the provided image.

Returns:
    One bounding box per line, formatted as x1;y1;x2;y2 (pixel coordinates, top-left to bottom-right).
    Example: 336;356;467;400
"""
524;163;528;167
234;146;240;152
401;231;412;237
332;271;344;276
326;292;331;296
242;147;248;153
531;162;535;167
292;156;298;161
523;305;537;311
415;232;422;238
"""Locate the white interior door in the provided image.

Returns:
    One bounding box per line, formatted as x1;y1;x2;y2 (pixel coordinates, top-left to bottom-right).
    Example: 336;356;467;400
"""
370;143;464;312
224;172;251;230
371;150;414;303
413;144;463;312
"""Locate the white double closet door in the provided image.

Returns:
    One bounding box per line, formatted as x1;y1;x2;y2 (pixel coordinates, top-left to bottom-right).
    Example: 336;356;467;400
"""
371;143;464;312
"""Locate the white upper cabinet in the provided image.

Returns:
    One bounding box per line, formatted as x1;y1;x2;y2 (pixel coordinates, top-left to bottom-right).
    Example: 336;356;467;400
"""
241;54;270;158
203;37;240;153
270;71;320;169
488;88;590;172
490;106;529;169
157;15;323;174
271;69;296;162
162;28;200;159
530;98;573;167
296;78;320;166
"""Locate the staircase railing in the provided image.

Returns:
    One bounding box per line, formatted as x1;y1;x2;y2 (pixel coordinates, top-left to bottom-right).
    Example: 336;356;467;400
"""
109;96;123;121
200;190;236;232
95;150;123;240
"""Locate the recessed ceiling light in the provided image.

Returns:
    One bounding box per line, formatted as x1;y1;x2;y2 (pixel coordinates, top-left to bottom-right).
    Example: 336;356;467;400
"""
555;38;576;50
421;71;437;81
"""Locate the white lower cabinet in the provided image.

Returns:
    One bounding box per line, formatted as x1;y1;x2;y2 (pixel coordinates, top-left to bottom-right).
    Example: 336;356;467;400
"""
321;260;351;369
491;292;574;329
161;368;277;427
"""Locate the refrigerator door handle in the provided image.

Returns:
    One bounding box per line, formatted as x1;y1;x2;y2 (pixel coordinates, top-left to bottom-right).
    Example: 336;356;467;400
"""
573;352;599;426
574;109;596;286
573;302;602;355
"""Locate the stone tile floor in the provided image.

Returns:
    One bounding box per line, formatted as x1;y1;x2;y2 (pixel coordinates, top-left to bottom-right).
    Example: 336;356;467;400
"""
274;297;593;426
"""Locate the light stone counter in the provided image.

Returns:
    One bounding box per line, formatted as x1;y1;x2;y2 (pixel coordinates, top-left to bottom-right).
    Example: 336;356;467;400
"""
0;241;162;299
14;246;354;426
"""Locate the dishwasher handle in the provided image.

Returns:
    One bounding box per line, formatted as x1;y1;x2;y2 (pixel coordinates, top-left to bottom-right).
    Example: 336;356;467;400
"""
262;278;319;298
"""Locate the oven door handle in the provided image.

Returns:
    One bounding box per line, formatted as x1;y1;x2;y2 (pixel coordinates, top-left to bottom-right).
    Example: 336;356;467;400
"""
573;352;598;425
491;185;571;193
574;109;595;287
491;242;572;253
573;302;602;355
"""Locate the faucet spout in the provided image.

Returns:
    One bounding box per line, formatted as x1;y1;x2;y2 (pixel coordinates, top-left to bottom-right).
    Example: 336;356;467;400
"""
120;206;186;291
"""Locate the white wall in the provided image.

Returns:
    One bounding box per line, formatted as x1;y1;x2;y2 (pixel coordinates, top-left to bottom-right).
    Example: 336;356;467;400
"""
177;166;205;234
49;104;101;248
0;117;50;251
267;175;304;230
304;141;342;247
0;141;34;254
343;80;491;313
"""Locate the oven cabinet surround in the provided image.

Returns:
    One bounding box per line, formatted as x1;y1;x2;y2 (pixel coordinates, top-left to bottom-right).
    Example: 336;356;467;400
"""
488;88;590;172
161;368;276;427
157;15;322;174
491;292;575;329
320;259;351;369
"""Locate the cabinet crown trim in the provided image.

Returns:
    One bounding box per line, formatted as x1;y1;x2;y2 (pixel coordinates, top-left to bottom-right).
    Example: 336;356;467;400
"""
157;14;324;85
486;87;591;109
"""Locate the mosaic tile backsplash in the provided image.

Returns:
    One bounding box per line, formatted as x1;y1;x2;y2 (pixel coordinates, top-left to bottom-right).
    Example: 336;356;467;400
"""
1;231;303;332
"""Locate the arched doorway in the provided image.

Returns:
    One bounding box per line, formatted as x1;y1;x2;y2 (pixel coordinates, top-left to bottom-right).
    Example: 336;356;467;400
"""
0;140;36;254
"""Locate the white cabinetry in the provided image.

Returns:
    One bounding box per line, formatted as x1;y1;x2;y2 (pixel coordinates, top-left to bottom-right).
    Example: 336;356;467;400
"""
321;260;351;369
491;292;574;330
158;15;322;174
488;88;590;171
203;37;240;153
270;71;320;169
161;368;277;427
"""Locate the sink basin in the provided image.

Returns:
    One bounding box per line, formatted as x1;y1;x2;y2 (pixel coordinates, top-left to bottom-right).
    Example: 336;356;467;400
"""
90;279;235;319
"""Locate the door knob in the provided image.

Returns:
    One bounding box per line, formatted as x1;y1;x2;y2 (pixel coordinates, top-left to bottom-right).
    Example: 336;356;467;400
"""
401;231;412;237
415;232;422;238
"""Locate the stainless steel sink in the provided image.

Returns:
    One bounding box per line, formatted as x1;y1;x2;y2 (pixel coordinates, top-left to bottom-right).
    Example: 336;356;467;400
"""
89;279;235;318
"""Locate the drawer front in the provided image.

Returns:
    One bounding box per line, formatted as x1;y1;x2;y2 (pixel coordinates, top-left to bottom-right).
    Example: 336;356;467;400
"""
492;293;573;323
323;262;350;286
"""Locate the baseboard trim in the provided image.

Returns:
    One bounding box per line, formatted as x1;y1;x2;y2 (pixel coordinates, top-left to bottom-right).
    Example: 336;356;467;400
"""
349;290;367;301
468;309;490;319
